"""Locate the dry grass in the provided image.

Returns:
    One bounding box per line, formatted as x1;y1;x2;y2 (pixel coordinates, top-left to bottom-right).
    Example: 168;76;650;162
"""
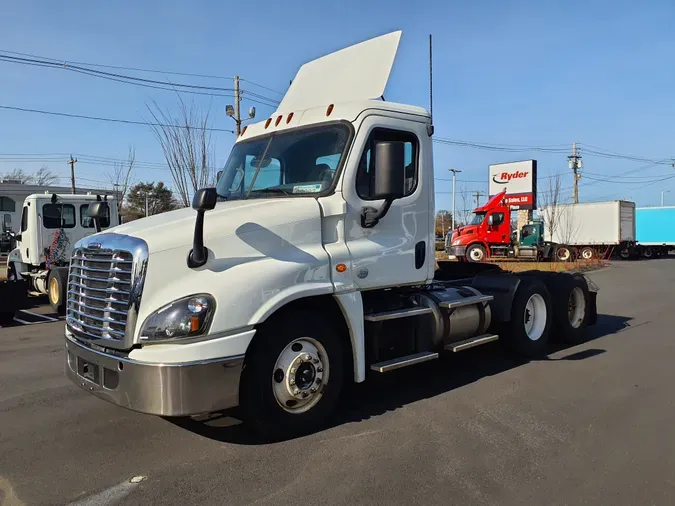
435;251;607;273
0;266;6;281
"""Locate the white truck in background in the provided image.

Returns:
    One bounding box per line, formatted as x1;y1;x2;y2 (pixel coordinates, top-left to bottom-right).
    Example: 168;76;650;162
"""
64;31;599;440
1;193;119;320
540;200;636;261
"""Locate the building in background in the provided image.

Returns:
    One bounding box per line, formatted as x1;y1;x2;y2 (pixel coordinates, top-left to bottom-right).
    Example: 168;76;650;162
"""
0;183;109;233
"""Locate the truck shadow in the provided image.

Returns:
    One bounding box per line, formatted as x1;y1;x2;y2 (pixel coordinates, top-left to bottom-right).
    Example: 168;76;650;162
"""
167;313;632;445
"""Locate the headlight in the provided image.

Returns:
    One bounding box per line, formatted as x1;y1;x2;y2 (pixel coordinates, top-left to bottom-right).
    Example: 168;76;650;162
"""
453;240;461;246
140;294;215;342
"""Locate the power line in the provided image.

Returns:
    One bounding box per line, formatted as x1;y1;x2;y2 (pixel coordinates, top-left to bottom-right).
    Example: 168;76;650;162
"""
0;51;281;106
2;48;287;96
0;104;235;133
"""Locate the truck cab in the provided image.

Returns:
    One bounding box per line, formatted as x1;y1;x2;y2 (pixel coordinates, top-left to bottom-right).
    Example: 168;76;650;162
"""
6;192;119;313
63;31;598;440
448;190;512;261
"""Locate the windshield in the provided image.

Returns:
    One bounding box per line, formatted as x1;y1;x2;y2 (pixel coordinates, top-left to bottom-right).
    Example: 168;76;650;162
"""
216;123;351;200
470;212;486;225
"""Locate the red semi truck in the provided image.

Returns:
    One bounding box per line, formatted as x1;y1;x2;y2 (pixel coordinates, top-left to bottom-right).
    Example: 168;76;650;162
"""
447;190;636;262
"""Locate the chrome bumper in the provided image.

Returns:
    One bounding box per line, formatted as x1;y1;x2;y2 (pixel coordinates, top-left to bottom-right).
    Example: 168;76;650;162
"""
65;336;244;417
449;245;467;257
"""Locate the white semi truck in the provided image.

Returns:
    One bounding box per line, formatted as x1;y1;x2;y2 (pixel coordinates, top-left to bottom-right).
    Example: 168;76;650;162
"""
64;31;599;439
1;192;119;320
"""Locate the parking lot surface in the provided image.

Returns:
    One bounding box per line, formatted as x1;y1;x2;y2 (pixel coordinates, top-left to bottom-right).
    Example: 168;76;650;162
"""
1;259;675;505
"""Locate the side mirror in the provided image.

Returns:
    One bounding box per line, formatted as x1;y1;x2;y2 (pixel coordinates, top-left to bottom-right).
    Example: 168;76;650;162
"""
487;214;495;226
216;170;223;183
88;201;110;233
361;141;406;228
372;141;406;200
192;187;217;211
188;188;218;268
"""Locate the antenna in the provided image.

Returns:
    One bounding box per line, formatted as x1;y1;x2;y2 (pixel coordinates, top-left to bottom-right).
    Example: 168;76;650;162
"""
428;34;433;123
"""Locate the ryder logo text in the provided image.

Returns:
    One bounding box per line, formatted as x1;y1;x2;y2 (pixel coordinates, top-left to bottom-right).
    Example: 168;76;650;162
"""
492;171;529;184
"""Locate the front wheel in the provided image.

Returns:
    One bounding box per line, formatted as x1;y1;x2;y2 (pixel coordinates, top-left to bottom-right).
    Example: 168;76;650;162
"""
47;268;68;315
580;247;594;260
466;244;487;263
239;311;345;440
503;277;552;358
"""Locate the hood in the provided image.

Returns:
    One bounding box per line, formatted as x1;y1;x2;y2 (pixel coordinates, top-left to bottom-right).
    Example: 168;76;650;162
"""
108;198;322;254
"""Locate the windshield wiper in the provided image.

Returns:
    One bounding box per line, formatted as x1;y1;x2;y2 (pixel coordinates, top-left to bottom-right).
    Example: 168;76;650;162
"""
249;187;290;195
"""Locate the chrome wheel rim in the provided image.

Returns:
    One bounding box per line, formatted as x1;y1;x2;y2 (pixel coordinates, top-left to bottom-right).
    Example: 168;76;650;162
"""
581;248;593;260
524;293;547;341
469;248;484;262
557;248;571;261
49;277;59;304
272;337;329;414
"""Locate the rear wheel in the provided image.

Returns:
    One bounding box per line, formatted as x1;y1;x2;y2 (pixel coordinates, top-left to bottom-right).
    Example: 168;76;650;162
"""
503;277;552;358
555;246;572;262
549;274;591;344
47;268;68;315
466;244;487;263
642;246;654;259
240;311;345;440
580;247;594;260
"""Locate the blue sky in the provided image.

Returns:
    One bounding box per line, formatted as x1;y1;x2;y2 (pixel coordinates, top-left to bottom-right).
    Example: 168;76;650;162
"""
1;0;673;213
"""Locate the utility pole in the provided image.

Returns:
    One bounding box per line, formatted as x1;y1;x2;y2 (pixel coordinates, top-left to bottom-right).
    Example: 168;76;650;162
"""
145;193;149;217
472;190;485;208
661;190;669;207
67;155;77;194
568;142;583;204
449;169;461;230
234;75;241;135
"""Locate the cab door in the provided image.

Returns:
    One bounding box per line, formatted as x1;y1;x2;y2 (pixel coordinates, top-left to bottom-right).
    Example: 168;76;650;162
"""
342;115;432;289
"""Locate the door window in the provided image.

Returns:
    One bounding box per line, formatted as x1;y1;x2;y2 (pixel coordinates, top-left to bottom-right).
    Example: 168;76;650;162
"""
43;204;76;229
20;206;28;232
80;204;110;228
356;128;419;200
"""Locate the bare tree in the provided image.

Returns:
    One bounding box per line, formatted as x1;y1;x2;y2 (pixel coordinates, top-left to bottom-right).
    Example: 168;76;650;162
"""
540;173;563;242
456;184;475;227
33;166;59;185
2;168;32;184
106;146;136;210
146;97;214;207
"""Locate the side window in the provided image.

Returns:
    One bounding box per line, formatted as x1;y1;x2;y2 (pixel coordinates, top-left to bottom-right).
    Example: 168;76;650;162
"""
20;206;28;232
0;196;16;212
491;212;505;225
43;204;76;229
80;204;110;228
356;128;418;200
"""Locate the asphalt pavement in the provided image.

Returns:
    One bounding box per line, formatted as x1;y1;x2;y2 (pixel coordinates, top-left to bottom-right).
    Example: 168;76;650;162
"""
2;259;675;505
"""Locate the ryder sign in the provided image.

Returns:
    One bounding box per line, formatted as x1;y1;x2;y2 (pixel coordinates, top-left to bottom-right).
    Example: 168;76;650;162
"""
488;160;537;210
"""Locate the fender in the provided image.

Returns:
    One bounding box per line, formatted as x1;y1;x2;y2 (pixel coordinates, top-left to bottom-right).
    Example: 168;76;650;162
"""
334;291;365;383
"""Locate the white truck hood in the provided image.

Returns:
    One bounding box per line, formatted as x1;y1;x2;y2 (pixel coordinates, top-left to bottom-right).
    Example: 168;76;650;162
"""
109;198;322;254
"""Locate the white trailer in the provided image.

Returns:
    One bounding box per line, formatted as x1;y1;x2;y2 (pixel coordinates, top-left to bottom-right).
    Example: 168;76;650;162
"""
540;200;636;260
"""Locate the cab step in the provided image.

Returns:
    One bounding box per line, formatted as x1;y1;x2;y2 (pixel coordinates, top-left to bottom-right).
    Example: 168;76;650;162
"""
364;306;433;322
370;351;439;373
445;334;499;352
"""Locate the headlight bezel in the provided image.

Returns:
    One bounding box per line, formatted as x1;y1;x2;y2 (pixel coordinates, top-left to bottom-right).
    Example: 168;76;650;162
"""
139;293;216;343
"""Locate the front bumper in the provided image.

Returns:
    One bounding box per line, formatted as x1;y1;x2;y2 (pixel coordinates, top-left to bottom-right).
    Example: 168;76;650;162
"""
449;245;467;257
65;336;244;416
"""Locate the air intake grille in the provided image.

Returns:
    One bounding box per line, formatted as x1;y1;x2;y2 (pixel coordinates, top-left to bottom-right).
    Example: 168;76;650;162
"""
66;248;134;341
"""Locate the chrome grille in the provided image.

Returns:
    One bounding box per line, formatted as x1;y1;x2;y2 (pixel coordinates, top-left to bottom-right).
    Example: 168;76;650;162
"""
66;247;134;341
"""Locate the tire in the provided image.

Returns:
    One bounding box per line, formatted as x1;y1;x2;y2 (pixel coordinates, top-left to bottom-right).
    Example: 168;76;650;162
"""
466;244;487;263
503;277;552;358
580;247;594;260
6;263;17;281
239;311;346;440
555;246;572;262
48;268;68;315
619;247;631;260
549;274;591;344
642;247;654;259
